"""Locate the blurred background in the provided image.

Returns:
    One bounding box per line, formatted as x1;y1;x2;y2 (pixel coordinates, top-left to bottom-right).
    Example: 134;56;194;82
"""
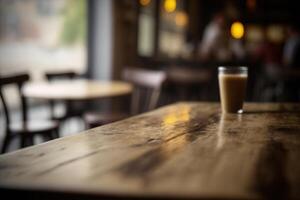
0;0;300;152
0;0;86;76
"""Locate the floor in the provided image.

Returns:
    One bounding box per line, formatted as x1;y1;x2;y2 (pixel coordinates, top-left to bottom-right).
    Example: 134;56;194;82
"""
0;103;85;154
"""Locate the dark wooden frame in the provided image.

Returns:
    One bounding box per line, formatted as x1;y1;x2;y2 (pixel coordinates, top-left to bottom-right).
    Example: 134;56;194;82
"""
0;73;59;153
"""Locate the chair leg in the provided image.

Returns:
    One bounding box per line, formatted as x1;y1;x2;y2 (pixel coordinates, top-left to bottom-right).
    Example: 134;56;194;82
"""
28;137;34;146
42;129;59;142
42;132;53;142
52;128;59;139
1;134;11;153
20;136;26;148
20;135;34;148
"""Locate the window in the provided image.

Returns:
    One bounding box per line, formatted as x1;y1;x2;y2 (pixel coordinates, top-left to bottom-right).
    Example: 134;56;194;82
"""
137;0;156;57
0;0;87;80
137;0;190;60
158;0;188;58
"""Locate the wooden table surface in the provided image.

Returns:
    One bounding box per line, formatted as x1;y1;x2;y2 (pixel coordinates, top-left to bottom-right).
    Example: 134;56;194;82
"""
0;102;299;200
22;79;133;101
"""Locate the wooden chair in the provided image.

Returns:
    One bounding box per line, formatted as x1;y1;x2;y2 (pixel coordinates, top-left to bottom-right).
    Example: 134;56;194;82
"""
84;68;166;128
0;73;59;153
123;67;166;115
45;71;85;121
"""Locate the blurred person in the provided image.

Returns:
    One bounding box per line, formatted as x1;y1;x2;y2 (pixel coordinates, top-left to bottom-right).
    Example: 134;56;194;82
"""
283;23;300;68
281;22;300;101
198;12;230;62
254;32;283;101
256;35;283;76
198;12;245;63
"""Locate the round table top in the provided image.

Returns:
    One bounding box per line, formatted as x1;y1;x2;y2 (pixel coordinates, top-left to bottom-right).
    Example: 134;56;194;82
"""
23;79;133;101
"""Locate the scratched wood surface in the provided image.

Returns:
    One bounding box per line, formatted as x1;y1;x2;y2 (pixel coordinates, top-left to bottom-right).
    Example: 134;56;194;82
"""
0;102;299;200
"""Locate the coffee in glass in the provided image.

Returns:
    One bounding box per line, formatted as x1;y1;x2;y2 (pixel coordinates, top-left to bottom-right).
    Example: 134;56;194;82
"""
218;66;248;113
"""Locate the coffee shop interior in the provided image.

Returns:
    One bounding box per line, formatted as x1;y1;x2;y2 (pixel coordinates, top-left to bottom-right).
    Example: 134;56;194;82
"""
1;1;300;199
0;0;299;152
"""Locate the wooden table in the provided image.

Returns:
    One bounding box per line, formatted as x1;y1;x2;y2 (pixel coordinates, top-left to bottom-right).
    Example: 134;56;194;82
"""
22;79;133;101
0;102;299;200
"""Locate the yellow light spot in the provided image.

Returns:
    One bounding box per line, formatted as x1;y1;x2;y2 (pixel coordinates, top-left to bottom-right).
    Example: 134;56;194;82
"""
164;0;176;13
161;105;190;154
140;0;151;6
163;105;190;126
175;11;188;27
231;22;244;39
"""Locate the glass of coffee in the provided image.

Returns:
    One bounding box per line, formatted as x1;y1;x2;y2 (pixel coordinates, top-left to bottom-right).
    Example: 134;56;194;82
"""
218;66;248;113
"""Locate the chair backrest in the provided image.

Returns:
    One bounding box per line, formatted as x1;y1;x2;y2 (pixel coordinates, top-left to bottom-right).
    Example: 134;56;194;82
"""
45;71;78;81
122;68;166;114
0;73;30;130
45;71;83;119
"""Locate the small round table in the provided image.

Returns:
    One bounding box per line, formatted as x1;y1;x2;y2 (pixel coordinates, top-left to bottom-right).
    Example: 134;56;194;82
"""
23;79;133;101
23;79;133;127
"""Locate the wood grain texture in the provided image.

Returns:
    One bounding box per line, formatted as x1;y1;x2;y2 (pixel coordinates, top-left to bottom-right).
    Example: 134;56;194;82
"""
22;79;133;100
0;102;300;200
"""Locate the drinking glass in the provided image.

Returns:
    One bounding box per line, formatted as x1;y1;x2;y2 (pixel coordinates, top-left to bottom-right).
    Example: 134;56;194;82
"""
218;66;248;113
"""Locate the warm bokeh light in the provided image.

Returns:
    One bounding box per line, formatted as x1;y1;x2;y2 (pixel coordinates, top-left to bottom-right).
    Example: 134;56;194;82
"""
175;11;188;27
161;105;190;154
246;25;263;42
164;0;176;13
139;0;151;6
266;25;285;43
163;105;190;126
231;22;245;39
